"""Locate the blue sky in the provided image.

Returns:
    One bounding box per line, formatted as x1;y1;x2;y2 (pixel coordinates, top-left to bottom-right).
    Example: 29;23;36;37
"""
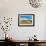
20;16;32;20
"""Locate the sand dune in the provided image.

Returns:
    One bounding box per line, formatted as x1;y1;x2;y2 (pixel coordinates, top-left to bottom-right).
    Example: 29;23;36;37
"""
20;20;32;24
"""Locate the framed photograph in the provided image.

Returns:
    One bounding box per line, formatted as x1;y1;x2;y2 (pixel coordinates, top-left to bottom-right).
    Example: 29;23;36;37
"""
18;14;35;26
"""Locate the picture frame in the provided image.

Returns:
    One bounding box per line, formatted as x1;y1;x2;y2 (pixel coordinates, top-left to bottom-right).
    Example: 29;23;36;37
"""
18;14;35;26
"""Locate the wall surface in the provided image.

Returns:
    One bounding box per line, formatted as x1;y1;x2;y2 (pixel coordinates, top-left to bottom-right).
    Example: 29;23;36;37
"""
0;0;46;40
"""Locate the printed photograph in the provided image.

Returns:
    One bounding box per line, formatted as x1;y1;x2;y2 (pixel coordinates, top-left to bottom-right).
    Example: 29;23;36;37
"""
18;14;35;26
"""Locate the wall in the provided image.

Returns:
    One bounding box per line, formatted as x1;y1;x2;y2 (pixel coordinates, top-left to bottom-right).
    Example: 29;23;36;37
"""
0;0;46;40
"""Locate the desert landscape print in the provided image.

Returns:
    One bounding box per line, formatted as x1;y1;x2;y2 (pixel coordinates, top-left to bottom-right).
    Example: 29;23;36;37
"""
19;15;33;25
